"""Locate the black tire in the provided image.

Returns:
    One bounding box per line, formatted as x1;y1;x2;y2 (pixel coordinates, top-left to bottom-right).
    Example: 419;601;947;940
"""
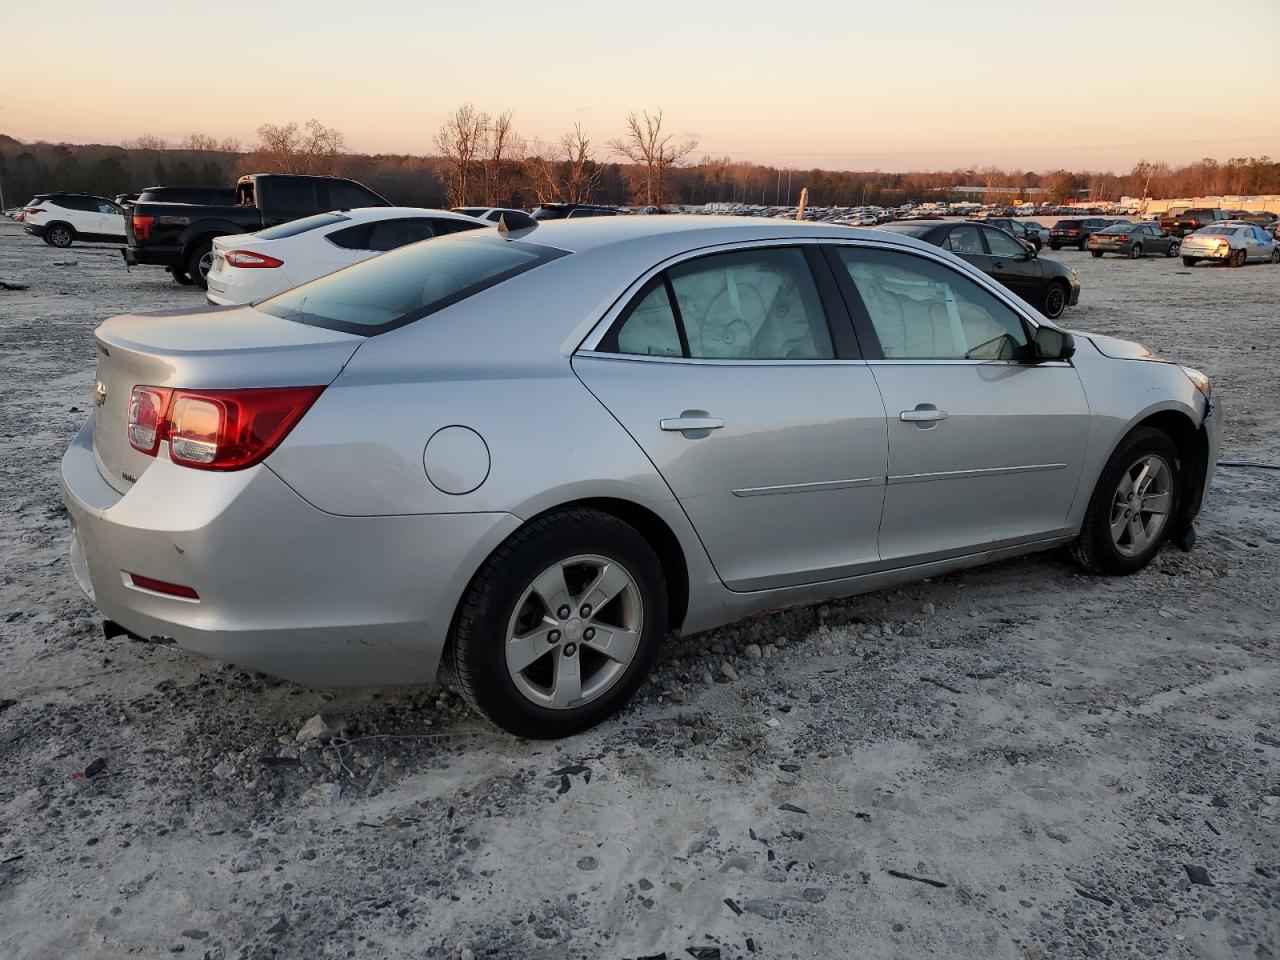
1070;426;1181;576
45;223;74;248
1049;243;1061;251
1091;250;1104;258
186;240;214;290
1182;256;1198;267
448;508;668;738
1129;244;1142;259
1077;239;1088;250
1040;280;1069;319
1230;249;1246;268
170;268;193;286
1270;247;1280;264
1165;241;1179;257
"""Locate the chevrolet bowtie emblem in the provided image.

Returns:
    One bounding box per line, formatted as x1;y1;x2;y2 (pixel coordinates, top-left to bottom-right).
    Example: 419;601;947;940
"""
93;381;108;408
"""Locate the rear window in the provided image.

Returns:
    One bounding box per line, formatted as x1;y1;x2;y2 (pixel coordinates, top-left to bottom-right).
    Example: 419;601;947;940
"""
1056;220;1082;228
258;234;567;335
255;212;350;240
1198;227;1237;236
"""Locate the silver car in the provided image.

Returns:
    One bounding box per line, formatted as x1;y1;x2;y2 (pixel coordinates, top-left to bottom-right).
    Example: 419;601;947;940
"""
61;218;1222;738
1180;222;1280;267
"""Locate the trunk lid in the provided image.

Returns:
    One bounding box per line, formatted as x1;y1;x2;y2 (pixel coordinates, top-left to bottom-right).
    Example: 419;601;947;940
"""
91;305;363;492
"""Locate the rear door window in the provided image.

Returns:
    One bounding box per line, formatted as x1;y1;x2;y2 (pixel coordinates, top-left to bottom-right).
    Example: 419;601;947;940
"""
945;225;984;254
364;217;437;251
983;228;1024;257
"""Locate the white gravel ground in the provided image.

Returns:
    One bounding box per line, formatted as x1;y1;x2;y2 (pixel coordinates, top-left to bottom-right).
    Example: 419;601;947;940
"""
0;218;1277;960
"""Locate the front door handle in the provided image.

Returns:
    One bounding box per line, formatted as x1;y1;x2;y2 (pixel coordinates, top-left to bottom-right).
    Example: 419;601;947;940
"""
660;415;724;433
900;405;948;424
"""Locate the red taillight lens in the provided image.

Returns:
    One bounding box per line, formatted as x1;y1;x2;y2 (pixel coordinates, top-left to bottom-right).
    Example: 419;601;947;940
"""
1068;228;1080;233
26;207;45;215
1115;234;1128;241
128;387;173;454
224;249;284;269
128;573;199;600
128;385;324;470
132;214;154;239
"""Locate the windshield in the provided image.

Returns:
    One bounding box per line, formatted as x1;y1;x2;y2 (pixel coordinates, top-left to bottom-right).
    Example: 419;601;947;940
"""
258;234;567;335
255;212;351;241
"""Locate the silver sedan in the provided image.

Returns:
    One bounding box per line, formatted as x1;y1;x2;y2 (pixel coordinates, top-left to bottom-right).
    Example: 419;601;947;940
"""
61;217;1222;737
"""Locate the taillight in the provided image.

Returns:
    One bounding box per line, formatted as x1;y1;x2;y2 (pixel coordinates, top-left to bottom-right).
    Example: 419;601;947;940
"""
1115;235;1128;242
26;207;45;215
132;214;154;239
128;385;324;471
1068;227;1079;233
128;387;172;454
225;250;284;269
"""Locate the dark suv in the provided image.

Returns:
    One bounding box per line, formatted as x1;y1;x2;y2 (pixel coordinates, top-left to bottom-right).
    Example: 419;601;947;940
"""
530;203;621;221
1048;218;1113;250
1159;208;1226;237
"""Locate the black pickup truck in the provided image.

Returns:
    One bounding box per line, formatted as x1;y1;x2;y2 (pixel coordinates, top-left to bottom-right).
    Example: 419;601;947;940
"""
125;173;388;287
1158;207;1226;238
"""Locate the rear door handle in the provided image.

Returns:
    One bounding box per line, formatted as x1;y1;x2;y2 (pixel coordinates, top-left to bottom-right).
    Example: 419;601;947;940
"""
660;416;724;432
900;406;948;423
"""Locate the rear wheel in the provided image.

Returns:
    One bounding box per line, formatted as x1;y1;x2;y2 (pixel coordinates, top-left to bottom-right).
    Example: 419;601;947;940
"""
1040;280;1068;319
448;508;667;738
1071;426;1181;575
1182;256;1198;267
169;267;193;286
1129;243;1142;259
1077;238;1088;250
1049;243;1061;251
186;241;214;289
45;223;74;248
1230;249;1246;268
1091;250;1104;258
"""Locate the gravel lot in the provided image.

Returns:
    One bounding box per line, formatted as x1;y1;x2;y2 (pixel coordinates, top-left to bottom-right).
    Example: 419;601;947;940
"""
0;217;1277;960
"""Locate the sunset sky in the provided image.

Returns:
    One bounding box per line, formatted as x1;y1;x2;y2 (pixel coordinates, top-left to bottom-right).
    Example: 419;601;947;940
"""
2;0;1278;172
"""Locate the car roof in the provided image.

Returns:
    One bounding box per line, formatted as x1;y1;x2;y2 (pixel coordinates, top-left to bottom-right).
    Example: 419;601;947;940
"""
511;214;932;256
336;206;487;224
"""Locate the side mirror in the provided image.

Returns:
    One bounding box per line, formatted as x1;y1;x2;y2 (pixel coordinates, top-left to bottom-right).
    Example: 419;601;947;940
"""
1034;326;1075;361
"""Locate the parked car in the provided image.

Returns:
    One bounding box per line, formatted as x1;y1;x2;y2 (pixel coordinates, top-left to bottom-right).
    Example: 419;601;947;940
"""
1021;221;1050;246
62;218;1221;739
205;208;488;306
126;173;389;289
530;203;621;220
1087;223;1182;258
876;219;1079;318
983;217;1041;250
452;206;529;225
23;193;126;247
1159;207;1226;238
1179;223;1280;267
1048;218;1113;250
1222;210;1278;228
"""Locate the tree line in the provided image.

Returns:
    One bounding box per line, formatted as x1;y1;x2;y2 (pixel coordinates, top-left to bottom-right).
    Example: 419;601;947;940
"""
3;110;1278;212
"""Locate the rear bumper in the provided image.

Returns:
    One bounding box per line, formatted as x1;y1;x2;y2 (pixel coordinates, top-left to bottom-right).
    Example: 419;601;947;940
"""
125;243;181;267
1180;245;1230;260
24;224;46;238
60;419;521;686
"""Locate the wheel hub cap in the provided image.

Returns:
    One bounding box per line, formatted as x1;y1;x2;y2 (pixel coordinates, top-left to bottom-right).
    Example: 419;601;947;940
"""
1109;454;1173;557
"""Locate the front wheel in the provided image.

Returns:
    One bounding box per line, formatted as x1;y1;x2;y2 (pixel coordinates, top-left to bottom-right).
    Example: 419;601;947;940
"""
1165;241;1180;258
1129;244;1142;259
1270;247;1280;264
448;508;668;738
1070;426;1180;575
1040;280;1068;319
1077;239;1088;250
1182;256;1198;267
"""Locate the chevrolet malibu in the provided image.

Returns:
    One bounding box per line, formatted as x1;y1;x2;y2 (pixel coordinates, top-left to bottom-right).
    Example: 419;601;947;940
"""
62;217;1221;738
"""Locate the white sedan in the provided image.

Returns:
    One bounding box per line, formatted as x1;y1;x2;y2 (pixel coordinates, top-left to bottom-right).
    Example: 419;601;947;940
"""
205;207;489;305
1180;222;1280;268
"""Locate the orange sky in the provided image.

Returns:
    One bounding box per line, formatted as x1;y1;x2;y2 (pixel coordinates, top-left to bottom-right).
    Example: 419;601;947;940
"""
3;0;1278;172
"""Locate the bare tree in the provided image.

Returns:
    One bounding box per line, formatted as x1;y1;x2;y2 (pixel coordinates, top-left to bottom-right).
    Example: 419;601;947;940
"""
526;124;604;204
182;133;242;153
254;120;345;174
122;133;168;151
434;103;488;207
608;109;696;207
481;110;525;207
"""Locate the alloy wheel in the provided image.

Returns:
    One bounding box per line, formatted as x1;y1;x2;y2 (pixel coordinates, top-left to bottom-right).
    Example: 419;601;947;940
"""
198;250;214;279
1109;454;1173;557
505;554;643;710
49;226;71;247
